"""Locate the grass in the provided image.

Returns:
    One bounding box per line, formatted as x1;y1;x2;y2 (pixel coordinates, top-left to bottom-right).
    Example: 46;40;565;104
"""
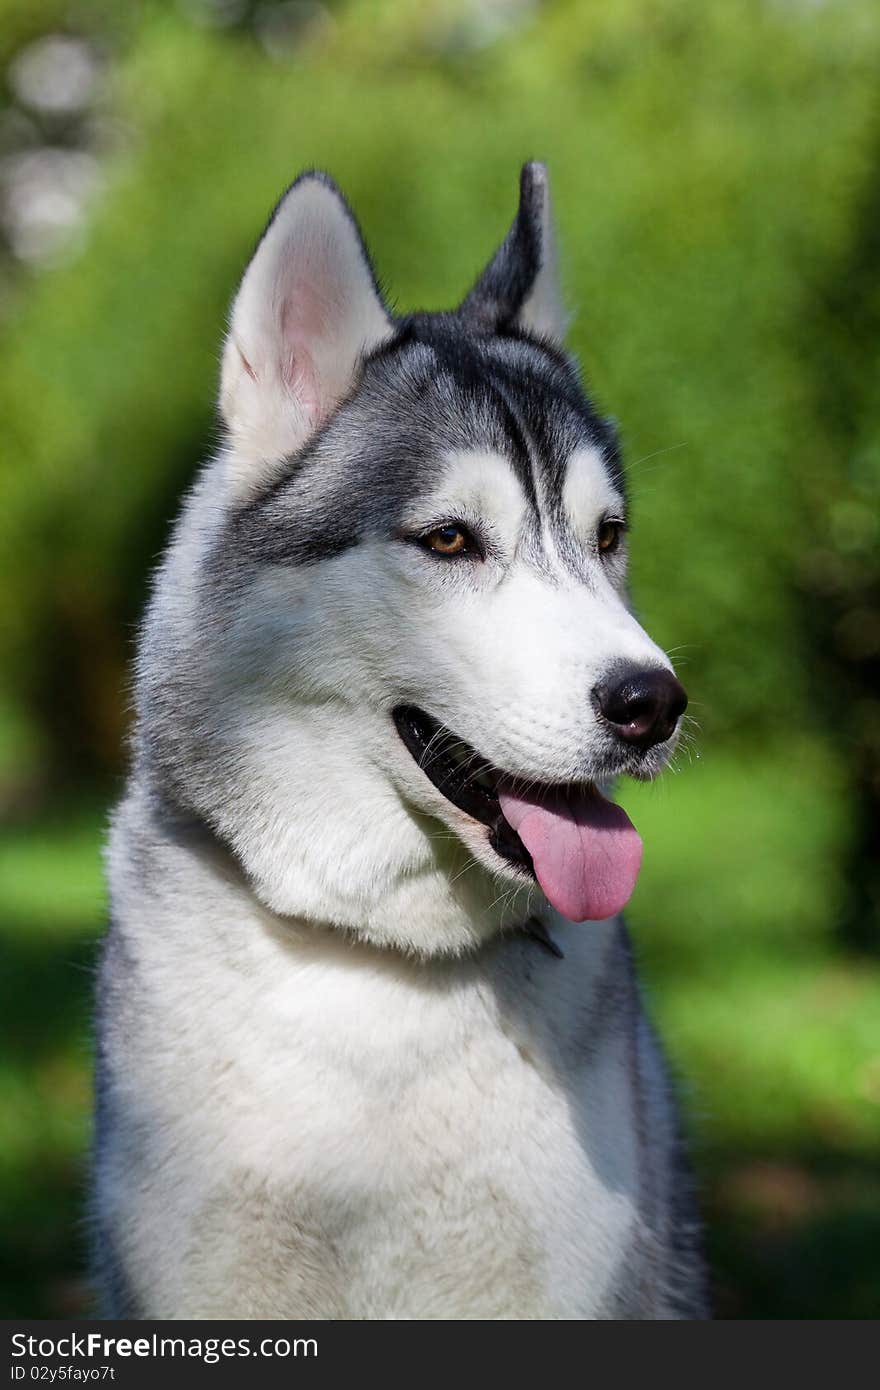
0;803;104;1318
1;745;878;1317
621;746;880;1317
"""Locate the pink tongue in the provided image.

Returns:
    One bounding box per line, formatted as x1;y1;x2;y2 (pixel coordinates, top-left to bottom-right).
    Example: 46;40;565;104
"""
497;784;643;922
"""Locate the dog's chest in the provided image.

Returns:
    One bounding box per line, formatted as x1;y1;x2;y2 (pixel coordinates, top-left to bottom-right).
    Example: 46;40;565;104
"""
159;932;650;1319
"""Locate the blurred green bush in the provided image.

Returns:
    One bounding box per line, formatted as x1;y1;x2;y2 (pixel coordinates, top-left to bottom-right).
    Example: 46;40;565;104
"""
1;0;879;1319
1;0;878;787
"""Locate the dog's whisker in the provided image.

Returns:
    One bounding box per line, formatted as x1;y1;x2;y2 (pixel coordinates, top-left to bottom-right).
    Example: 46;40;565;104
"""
624;442;688;475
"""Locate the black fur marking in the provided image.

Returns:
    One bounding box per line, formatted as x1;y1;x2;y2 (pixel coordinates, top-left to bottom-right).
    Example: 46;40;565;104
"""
223;319;622;576
222;163;625;574
459;162;547;331
523;916;565;959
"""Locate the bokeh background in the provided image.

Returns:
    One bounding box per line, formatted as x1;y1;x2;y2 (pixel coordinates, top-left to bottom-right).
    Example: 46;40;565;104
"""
1;0;879;1319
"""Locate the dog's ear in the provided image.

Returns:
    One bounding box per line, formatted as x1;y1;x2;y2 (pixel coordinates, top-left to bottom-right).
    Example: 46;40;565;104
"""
220;172;392;486
458;162;566;342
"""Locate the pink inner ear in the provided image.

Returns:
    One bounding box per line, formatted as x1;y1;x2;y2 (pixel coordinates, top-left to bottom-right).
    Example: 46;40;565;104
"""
286;350;320;419
279;282;328;420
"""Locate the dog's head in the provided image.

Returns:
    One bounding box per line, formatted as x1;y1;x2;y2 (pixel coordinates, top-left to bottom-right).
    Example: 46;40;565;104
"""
139;165;686;953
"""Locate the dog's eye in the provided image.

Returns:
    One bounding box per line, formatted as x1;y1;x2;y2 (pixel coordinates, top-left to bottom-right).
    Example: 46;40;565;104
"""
597;519;625;555
420;524;473;558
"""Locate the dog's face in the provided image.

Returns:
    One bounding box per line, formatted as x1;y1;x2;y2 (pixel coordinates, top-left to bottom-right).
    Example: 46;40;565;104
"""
143;166;685;953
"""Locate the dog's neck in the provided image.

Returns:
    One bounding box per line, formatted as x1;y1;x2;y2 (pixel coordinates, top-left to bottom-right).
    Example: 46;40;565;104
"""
139;767;539;959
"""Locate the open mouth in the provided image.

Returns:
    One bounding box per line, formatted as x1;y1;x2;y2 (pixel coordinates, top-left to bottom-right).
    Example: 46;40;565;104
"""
393;704;531;870
392;705;644;922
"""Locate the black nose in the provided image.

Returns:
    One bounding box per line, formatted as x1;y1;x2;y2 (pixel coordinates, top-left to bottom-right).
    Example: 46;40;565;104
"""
594;666;688;750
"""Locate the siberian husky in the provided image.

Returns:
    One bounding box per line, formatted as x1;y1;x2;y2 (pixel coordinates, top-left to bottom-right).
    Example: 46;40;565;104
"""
93;163;708;1319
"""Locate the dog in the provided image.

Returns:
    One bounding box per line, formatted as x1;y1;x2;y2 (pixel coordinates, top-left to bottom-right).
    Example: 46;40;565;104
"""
92;163;708;1319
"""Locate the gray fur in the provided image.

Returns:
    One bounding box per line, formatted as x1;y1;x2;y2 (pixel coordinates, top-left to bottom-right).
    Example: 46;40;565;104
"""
93;164;708;1319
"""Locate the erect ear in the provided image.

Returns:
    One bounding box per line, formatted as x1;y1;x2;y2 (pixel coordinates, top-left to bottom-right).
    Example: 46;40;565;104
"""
220;172;392;486
458;161;566;342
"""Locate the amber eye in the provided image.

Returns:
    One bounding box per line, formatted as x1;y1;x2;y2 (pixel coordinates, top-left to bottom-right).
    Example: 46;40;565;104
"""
597;518;625;555
421;524;472;557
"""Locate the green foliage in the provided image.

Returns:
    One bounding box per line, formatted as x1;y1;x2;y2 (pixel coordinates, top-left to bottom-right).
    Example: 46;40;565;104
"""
2;0;880;781
3;752;879;1317
2;0;880;1319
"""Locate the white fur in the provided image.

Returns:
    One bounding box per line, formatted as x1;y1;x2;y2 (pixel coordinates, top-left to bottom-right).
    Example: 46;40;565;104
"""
98;436;696;1317
102;786;683;1318
562;445;624;539
147;445;670;954
517;166;567;342
95;171;705;1320
219;177;392;494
